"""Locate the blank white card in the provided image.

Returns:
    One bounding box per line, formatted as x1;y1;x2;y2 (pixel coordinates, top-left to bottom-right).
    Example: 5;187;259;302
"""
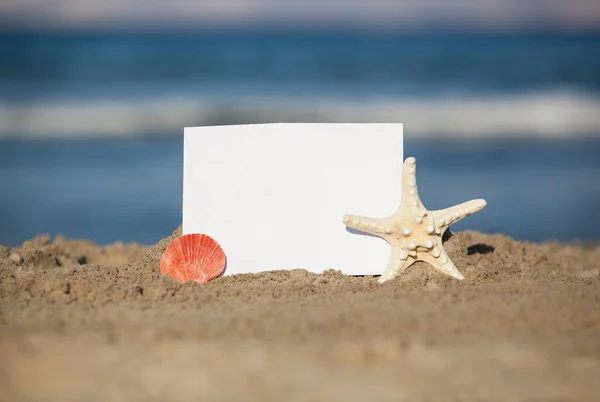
183;123;403;276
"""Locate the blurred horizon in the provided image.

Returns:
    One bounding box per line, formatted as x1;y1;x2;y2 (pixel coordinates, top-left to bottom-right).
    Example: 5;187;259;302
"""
2;0;600;34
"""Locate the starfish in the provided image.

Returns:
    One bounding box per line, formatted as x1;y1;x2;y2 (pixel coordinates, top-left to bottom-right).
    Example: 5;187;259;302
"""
342;156;486;283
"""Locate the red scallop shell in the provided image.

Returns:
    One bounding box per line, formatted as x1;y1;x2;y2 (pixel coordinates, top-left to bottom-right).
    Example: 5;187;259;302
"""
160;233;226;284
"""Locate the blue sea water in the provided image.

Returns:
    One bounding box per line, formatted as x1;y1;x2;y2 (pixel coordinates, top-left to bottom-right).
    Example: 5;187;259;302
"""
1;138;598;247
1;32;599;138
0;32;599;245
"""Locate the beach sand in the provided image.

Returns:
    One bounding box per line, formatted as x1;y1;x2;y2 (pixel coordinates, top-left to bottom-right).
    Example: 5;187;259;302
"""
1;228;599;401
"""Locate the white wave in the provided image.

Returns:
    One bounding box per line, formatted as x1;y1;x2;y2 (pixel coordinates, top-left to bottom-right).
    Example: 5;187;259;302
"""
1;90;599;139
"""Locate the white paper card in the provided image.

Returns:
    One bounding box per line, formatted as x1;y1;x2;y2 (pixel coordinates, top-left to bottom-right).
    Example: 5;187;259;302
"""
183;123;403;276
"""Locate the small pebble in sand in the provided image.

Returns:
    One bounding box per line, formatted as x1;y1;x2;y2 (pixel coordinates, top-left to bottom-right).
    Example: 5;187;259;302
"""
9;252;23;264
32;234;52;248
578;269;599;279
425;281;441;290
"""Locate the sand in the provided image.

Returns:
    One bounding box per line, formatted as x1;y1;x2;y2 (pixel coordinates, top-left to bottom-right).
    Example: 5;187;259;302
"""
1;228;599;401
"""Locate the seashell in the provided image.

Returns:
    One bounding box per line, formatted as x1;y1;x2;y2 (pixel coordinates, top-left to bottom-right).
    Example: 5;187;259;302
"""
160;233;226;284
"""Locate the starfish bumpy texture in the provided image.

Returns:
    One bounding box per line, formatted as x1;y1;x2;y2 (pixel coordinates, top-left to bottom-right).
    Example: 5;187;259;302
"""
343;157;486;283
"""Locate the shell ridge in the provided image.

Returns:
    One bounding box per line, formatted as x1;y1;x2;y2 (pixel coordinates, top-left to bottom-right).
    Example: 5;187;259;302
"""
160;233;226;284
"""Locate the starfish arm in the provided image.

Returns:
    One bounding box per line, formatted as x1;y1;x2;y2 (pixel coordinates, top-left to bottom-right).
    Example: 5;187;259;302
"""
431;199;487;230
400;157;423;209
378;246;413;283
420;249;465;280
342;214;388;237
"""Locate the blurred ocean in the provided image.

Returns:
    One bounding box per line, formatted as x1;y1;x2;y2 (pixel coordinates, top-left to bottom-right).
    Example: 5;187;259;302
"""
0;32;599;246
